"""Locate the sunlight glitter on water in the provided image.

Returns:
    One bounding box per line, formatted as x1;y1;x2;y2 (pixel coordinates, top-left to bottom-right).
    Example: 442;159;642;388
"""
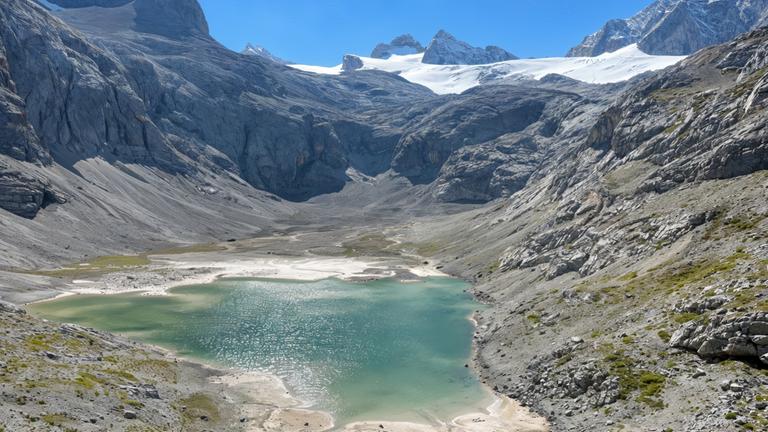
30;277;492;424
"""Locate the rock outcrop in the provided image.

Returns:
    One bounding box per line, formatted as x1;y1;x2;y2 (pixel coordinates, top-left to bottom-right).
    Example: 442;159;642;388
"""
585;28;768;193
671;313;768;365
568;0;768;57
342;55;364;72
421;30;517;65
370;34;424;59
241;43;285;64
0;171;62;218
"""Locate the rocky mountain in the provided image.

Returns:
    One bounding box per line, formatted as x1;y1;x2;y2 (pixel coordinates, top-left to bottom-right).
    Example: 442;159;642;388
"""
420;26;768;431
568;0;768;57
422;30;517;65
370;34;425;59
241;43;286;64
4;0;768;431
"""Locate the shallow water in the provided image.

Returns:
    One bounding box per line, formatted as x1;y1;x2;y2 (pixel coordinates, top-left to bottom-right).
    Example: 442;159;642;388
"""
30;277;491;424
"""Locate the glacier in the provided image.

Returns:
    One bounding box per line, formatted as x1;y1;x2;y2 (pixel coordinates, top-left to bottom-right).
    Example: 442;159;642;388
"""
290;44;686;94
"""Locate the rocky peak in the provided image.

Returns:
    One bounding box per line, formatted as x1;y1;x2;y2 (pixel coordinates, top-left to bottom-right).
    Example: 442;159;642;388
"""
421;29;517;65
568;0;768;57
341;55;364;72
49;0;210;38
370;34;424;59
241;43;285;64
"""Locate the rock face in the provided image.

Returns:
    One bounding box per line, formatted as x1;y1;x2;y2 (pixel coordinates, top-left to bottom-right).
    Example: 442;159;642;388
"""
50;0;210;38
370;34;424;59
0;45;48;164
421;30;517;65
342;55;364;72
568;0;768;57
671;313;768;365
1;0;436;207
0;171;62;218
241;43;285;64
585;27;768;193
390;86;583;190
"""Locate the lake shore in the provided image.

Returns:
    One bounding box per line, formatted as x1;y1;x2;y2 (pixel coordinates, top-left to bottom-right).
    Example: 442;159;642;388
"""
23;237;549;432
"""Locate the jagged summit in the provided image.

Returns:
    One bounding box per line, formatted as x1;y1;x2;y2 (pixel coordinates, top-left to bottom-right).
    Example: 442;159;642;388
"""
241;43;285;64
421;29;517;65
568;0;768;57
370;34;424;59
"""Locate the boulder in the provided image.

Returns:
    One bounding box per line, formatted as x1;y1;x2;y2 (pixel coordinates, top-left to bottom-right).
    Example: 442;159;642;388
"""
0;300;25;315
670;313;768;365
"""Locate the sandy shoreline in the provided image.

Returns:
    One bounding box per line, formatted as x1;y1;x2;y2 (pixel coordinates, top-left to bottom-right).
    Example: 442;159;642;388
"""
50;253;447;298
26;247;548;432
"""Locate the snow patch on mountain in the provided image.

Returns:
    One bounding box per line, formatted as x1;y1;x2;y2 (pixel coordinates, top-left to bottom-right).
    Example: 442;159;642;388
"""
241;43;286;64
290;44;685;94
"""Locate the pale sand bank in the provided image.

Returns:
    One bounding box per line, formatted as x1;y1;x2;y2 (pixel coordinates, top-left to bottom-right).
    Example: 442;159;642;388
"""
214;369;547;432
61;253;449;297
340;397;547;432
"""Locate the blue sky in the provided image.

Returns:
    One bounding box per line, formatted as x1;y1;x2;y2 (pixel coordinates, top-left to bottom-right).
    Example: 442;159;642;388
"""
198;0;653;65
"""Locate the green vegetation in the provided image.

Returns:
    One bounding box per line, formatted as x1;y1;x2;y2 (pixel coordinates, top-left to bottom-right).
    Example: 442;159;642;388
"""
725;412;738;420
602;345;666;409
526;313;541;325
704;210;765;241
729;67;768;98
41;413;69;426
398;240;443;257
673;312;702;324
17;254;151;278
148;243;227;255
179;393;220;424
103;368;138;382
555;353;573;367
485;259;501;274
74;372;106;389
342;233;398;257
618;271;638;281
657;330;672;343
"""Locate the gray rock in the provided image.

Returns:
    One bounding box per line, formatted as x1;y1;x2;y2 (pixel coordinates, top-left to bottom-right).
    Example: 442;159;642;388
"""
671;313;768;364
342;55;364;72
0;300;25;315
422;30;517;65
720;380;732;391
675;295;730;314
568;0;768;57
371;34;424;59
241;43;285;64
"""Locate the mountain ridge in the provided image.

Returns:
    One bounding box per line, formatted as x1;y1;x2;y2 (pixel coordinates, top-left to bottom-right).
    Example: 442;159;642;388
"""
568;0;768;56
422;29;517;65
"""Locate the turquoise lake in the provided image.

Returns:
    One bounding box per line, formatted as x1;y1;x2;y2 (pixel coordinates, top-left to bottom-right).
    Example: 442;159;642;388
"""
30;277;491;424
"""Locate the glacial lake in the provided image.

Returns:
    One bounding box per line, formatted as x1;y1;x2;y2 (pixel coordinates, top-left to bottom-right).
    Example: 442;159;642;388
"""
29;277;492;425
